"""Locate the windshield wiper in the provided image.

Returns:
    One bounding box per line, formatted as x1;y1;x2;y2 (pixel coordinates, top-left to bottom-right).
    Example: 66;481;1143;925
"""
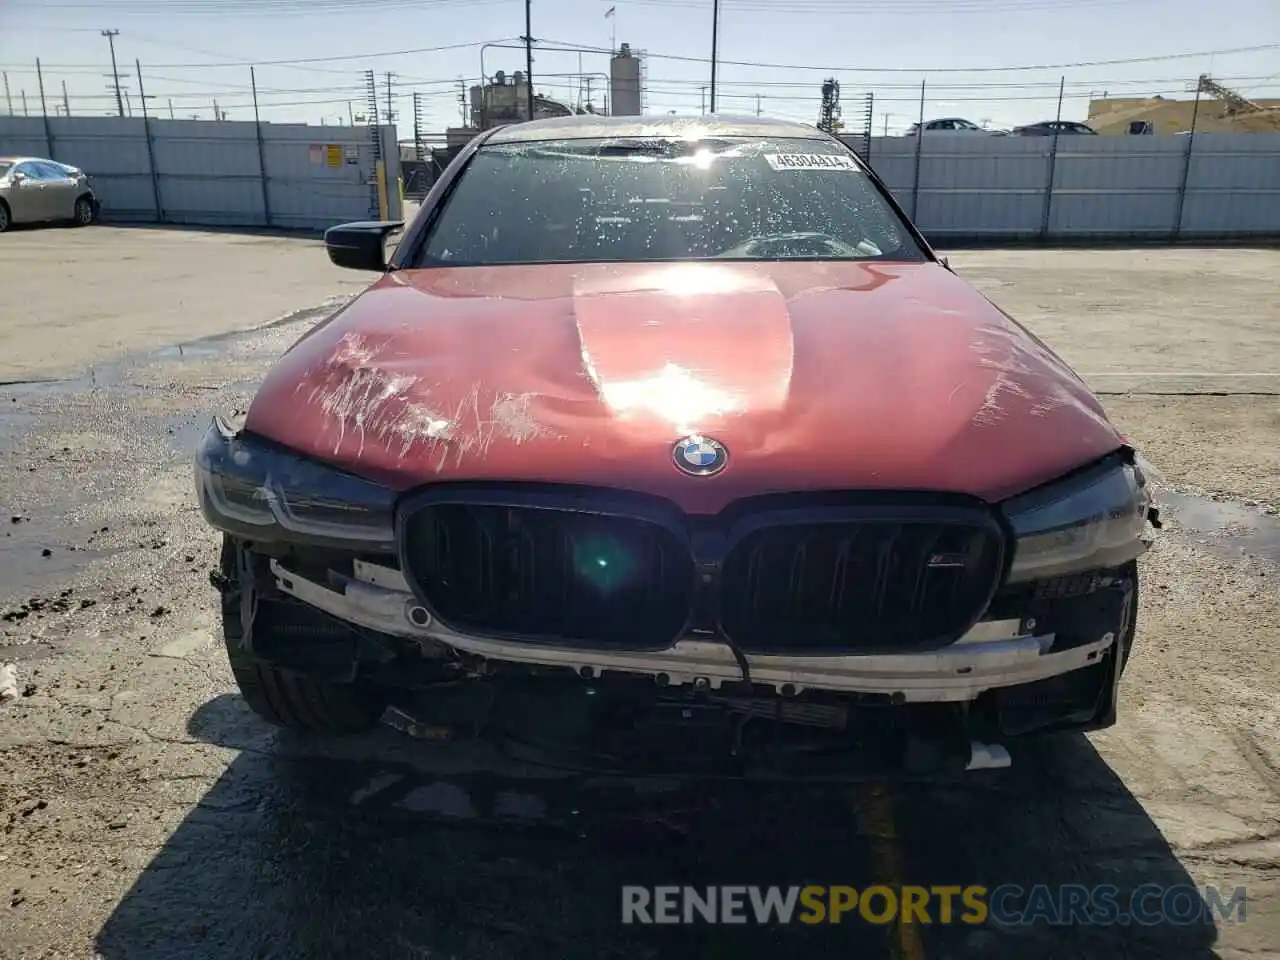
597;141;678;158
596;137;737;159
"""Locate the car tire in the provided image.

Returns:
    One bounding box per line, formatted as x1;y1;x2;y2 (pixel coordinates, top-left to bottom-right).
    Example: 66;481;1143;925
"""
219;537;387;735
73;195;95;227
0;201;10;233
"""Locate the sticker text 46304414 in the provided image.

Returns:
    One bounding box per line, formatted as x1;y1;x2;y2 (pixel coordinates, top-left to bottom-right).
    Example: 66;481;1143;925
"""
764;153;860;172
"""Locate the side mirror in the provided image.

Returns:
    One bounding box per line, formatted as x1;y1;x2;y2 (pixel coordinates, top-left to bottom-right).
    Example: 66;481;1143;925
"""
10;171;26;183
323;220;404;272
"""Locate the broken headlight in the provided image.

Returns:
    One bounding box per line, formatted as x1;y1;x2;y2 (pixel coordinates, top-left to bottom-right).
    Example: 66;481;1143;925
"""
194;416;396;551
1001;455;1154;584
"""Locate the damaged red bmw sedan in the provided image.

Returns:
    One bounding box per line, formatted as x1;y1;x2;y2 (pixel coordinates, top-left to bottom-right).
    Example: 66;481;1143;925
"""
195;115;1160;778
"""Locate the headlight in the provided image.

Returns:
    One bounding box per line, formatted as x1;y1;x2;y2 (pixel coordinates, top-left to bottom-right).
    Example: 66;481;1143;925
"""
1002;456;1154;584
194;417;396;551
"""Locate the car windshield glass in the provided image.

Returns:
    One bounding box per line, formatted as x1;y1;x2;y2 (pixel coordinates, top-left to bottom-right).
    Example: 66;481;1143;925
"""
415;136;924;266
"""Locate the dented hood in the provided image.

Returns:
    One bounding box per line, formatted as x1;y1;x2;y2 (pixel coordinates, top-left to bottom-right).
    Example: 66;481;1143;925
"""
245;260;1123;513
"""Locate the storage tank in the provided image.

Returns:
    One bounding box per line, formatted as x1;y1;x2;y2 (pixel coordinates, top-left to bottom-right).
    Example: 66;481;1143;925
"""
610;43;643;116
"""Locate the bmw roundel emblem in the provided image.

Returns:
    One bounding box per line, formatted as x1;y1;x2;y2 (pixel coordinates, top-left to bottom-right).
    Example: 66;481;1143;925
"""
672;435;728;477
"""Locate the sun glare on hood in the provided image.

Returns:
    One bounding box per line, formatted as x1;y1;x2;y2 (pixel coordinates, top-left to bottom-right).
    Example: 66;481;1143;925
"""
597;361;743;435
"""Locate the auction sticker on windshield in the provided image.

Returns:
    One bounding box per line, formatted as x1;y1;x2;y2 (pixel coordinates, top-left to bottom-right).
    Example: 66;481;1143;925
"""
764;153;860;171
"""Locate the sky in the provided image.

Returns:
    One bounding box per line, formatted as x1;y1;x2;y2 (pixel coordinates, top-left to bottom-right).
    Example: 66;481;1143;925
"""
1;0;1278;137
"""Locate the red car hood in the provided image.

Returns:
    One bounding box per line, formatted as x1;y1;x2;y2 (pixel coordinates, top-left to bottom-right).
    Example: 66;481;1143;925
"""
245;260;1122;513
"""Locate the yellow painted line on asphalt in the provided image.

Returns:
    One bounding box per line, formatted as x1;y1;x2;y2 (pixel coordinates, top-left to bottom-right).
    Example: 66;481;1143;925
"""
860;782;927;960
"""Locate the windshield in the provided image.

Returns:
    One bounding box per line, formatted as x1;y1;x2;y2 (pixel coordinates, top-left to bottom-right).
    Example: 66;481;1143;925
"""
415;136;924;267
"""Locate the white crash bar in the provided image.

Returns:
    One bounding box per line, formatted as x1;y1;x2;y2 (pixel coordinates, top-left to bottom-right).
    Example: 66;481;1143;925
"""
269;559;1114;703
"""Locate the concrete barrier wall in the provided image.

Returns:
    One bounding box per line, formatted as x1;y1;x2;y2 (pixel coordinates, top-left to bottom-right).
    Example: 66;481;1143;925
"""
851;132;1280;240
3;117;1277;239
0;116;402;231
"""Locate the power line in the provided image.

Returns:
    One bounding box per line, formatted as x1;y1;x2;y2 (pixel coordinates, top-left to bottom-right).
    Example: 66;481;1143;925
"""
522;37;1280;74
2;38;517;71
101;28;124;117
39;0;517;13
597;0;1166;12
8;37;1276;76
13;62;1273;93
41;72;1280;112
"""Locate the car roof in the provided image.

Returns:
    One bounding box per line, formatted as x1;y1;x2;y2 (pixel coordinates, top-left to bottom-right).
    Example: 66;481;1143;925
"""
486;113;830;144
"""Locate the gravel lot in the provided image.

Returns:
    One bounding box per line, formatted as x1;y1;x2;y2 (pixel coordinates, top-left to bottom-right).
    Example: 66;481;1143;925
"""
0;227;1278;960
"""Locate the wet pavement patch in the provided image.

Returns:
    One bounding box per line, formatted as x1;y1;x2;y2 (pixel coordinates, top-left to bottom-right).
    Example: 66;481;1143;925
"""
0;408;38;441
0;516;123;610
0;297;331;413
150;340;235;363
1158;490;1280;565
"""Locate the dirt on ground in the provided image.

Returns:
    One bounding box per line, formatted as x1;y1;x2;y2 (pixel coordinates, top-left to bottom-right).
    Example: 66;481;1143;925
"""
0;237;1278;960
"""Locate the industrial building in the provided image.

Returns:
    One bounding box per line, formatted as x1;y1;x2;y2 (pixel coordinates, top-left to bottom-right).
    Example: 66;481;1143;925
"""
1088;75;1280;134
398;44;650;196
439;44;647;146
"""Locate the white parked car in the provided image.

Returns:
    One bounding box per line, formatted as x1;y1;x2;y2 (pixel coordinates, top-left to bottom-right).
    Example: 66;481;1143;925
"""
0;156;99;233
904;118;1003;136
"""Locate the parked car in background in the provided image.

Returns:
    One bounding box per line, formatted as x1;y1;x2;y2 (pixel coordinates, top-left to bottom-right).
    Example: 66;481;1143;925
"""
0;157;99;233
904;118;1001;136
194;114;1159;778
1011;121;1098;136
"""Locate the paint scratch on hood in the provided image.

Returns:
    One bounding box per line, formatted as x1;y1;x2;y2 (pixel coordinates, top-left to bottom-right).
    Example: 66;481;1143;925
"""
425;385;556;472
967;322;1105;429
302;332;556;468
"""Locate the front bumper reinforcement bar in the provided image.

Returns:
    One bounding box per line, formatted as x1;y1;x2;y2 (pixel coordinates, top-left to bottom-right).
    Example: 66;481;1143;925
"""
268;559;1116;704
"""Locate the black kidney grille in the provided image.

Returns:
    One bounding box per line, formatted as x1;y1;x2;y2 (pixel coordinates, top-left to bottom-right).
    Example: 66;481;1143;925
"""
401;504;694;648
719;520;1002;653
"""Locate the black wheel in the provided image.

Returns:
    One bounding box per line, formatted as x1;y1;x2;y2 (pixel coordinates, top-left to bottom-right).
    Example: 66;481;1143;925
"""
0;201;10;233
73;195;95;226
219;537;387;735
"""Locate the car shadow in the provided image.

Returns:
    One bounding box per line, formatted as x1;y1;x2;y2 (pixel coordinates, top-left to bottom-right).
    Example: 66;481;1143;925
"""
95;693;1223;960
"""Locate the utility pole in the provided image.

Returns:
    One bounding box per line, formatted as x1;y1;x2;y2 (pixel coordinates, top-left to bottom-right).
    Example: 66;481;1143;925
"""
709;0;720;112
168;99;175;119
102;29;124;117
2;72;11;115
62;80;71;116
523;0;535;120
36;59;48;118
384;71;395;122
700;86;706;114
22;90;29;117
883;113;889;136
756;93;761;116
347;100;354;125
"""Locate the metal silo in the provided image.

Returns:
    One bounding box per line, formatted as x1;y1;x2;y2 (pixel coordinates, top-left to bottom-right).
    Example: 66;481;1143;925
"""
610;43;643;116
